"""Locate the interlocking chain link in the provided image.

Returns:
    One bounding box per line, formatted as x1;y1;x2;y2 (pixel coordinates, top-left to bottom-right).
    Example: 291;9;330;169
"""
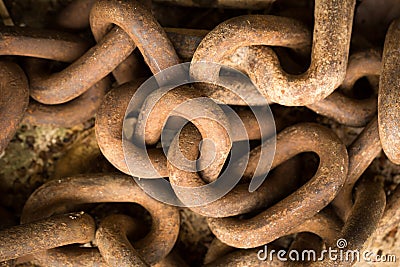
0;0;398;266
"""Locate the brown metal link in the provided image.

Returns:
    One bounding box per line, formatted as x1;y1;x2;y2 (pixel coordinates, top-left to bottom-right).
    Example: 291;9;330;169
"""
0;27;89;61
0;27;109;127
365;184;400;249
191;0;355;106
95;81;264;176
340;49;381;92
28;0;177;105
310;176;386;267
95;81;168;176
90;0;179;74
206;123;348;248
32;247;108;267
338;178;386;255
332;116;382;221
378;18;400;164
55;0;208;60
149;28;379;126
191;15;310;106
21;174;180;265
205;209;342;265
28;26;132;105
134;86;231;182
168;126;300;217
0;61;29;154
23;77;109;127
96;214;149;267
1;0;398;265
0;212;95;262
307;50;381;127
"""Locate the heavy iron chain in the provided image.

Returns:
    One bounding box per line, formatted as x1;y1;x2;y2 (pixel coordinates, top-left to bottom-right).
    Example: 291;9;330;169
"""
0;0;399;266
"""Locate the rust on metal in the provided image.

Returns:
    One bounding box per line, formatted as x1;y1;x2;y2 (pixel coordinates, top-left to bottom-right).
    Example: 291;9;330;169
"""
378;18;400;164
191;0;356;106
27;0;178;105
168;132;301;217
0;61;29;154
96;82;265;176
310;177;386;267
0;212;95;262
21;174;180;265
307;50;381;127
95;81;168;176
366;184;400;247
0;27;109;127
0;27;89;61
207;123;348;248
0;0;398;265
96;214;148;267
332;116;382;221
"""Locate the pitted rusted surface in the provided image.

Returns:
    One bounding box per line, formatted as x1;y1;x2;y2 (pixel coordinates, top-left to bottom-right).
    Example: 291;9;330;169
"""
95;82;264;176
95;81;169;176
0;0;399;265
169;138;301;217
23;77;109;127
28;27;134;105
0;27;109;127
96;214;148;266
0;61;29;154
0;27;90;61
206;123;348;248
309;177;386;267
21;174;180;265
332;117;382;221
90;0;179;75
307;50;381;127
364;183;400;252
191;0;356;106
27;0;178;105
378;18;400;164
0;212;95;262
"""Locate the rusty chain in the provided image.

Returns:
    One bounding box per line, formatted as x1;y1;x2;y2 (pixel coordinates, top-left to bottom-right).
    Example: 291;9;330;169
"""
0;0;399;266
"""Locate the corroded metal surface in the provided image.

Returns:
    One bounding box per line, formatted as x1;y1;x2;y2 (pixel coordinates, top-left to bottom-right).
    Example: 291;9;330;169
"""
0;61;29;154
307;50;381;127
207;123;348;248
0;27;109;127
0;0;399;265
378;18;400;164
310;177;386;267
332;116;382;221
21;174;180;265
191;0;356;106
96;214;148;266
0;212;95;262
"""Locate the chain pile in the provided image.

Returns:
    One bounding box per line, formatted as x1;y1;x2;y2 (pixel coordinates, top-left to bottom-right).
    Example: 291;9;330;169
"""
0;0;399;266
